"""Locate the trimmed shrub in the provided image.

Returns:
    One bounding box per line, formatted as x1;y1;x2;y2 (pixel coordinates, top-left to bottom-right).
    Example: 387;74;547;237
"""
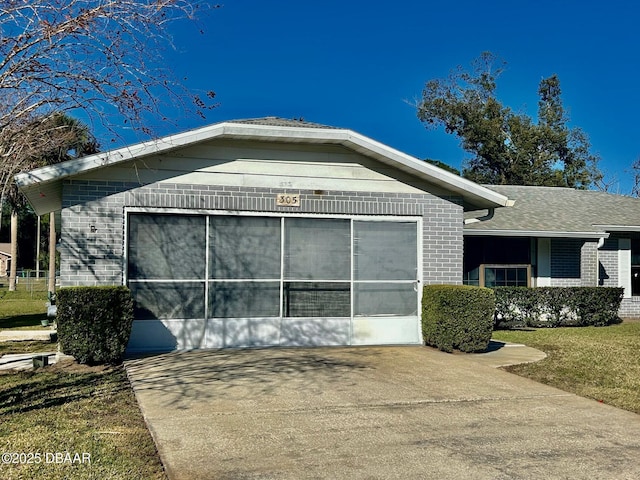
570;287;624;327
56;286;134;365
493;287;540;328
422;285;495;353
494;287;623;328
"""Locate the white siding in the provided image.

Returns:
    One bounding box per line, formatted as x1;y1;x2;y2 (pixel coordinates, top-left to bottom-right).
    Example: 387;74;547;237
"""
74;140;451;195
536;238;551;287
619;238;632;298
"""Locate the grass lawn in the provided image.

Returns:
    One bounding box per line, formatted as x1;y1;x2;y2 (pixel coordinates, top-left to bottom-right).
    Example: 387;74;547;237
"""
0;282;166;479
0;282;49;331
492;322;640;414
0;342;166;480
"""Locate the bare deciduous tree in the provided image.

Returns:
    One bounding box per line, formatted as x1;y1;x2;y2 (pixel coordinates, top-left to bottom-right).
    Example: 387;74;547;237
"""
0;0;217;285
0;0;217;199
0;1;217;135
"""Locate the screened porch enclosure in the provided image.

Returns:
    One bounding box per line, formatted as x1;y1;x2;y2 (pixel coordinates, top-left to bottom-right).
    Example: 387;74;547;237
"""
126;212;421;350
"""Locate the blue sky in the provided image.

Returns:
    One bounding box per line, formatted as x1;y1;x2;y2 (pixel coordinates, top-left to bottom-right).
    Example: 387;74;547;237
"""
133;0;639;193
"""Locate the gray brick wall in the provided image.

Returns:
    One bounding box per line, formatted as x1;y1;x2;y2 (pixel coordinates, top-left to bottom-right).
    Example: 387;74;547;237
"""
60;180;464;287
580;240;598;286
620;297;640;317
599;237;618;287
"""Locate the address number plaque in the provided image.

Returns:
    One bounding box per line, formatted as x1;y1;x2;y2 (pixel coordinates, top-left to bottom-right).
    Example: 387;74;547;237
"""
275;194;300;207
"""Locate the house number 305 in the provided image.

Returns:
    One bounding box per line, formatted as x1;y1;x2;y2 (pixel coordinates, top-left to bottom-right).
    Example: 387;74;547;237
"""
276;194;300;207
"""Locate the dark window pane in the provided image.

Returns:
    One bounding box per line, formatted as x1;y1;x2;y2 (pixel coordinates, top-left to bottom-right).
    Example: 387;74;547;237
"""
209;216;281;279
632;267;640;296
517;267;527;284
284;218;350;280
354;221;417;281
131;282;205;319
632;239;640;266
209;282;280;318
128;214;205;280
485;267;496;287
283;282;350;317
354;283;417;316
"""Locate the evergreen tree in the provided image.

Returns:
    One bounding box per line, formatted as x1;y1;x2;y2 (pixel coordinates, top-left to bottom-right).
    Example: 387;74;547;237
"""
417;52;601;188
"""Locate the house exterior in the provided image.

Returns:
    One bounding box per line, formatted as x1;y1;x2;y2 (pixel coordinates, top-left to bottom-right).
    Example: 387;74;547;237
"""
463;185;640;317
0;243;11;277
15;117;510;352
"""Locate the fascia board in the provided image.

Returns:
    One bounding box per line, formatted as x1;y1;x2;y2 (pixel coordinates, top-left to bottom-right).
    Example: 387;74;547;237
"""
340;131;510;208
463;229;609;239
15;123;230;187
592;224;640;232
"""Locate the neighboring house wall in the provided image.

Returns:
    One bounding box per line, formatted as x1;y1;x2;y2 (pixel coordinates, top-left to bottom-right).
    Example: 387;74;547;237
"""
599;237;619;288
549;238;582;287
59;180;464;288
581;240;599;287
598;234;640;317
0;254;9;277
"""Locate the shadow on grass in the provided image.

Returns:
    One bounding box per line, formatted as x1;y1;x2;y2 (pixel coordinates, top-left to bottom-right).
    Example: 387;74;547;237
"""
0;313;48;329
0;368;128;416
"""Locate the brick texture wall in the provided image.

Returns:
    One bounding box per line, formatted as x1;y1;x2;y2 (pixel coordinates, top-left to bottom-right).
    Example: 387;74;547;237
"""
580;240;598;287
599;237;618;287
60;180;464;287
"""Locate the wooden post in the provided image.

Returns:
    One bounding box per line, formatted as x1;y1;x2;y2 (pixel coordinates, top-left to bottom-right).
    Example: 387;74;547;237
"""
35;215;41;279
48;212;56;296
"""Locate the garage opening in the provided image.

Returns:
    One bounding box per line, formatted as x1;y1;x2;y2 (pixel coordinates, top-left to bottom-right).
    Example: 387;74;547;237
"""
126;212;421;348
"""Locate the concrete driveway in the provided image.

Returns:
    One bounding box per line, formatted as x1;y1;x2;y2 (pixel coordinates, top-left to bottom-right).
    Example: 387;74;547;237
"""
125;346;640;480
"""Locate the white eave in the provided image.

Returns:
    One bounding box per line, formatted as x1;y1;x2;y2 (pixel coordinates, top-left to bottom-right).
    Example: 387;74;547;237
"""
593;224;640;232
464;228;610;239
15;122;510;215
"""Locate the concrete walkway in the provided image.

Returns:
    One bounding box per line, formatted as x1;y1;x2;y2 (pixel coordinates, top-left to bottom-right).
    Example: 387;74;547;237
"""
0;329;56;342
125;344;640;480
0;329;59;370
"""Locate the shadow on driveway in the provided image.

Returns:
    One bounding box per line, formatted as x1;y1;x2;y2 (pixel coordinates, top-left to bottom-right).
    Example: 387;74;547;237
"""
126;346;640;480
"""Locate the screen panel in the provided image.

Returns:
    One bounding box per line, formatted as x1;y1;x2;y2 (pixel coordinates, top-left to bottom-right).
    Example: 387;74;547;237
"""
209;216;281;279
284;218;350;280
128;214;206;280
354;221;417;281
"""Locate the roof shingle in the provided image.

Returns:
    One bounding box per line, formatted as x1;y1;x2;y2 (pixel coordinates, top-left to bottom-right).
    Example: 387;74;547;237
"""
227;117;340;129
464;185;640;235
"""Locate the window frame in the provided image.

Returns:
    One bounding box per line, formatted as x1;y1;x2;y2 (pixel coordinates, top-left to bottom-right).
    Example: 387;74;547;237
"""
463;263;531;288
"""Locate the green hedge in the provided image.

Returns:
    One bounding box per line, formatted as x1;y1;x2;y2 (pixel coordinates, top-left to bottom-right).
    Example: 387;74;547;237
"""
56;286;134;365
422;285;495;353
494;287;623;328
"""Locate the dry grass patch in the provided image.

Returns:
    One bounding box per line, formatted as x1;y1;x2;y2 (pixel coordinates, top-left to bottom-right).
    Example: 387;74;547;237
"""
492;322;640;414
0;360;166;480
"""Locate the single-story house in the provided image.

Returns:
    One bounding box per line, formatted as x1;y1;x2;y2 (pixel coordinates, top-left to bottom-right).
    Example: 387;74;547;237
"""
0;243;11;277
463;185;640;317
15;117;511;352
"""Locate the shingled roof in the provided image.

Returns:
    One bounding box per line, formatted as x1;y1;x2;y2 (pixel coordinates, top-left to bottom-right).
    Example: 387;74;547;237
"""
227;117;340;129
464;185;640;238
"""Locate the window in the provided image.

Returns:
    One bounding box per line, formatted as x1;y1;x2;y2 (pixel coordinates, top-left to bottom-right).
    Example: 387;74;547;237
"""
127;213;419;320
632;239;640;296
463;264;531;288
483;265;530;287
463;236;532;288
